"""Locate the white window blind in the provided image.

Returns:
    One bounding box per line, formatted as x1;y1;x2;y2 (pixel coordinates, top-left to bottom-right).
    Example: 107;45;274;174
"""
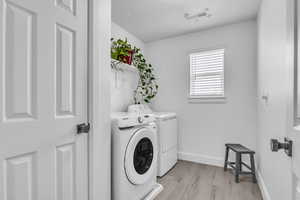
189;49;225;98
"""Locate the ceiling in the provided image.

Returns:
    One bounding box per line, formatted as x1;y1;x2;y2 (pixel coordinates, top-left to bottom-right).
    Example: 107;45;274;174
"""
112;0;261;42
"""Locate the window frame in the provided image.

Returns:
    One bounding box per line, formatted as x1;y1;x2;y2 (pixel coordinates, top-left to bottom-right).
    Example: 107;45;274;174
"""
188;48;226;103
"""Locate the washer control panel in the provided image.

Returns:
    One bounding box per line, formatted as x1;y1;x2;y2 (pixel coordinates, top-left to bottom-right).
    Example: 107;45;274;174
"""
113;114;156;128
138;116;143;123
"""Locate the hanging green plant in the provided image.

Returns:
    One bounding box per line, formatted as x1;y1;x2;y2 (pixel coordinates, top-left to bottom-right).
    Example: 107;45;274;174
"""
132;47;158;104
111;38;134;70
111;38;158;104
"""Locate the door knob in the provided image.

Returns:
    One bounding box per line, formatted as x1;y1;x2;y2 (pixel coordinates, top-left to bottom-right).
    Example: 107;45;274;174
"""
270;137;292;157
77;123;90;134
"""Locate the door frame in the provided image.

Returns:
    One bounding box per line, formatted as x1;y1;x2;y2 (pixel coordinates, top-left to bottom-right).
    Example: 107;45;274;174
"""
88;0;111;200
286;0;300;198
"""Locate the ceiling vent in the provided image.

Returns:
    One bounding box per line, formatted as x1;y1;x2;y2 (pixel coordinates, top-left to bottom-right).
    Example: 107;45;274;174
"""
184;8;212;21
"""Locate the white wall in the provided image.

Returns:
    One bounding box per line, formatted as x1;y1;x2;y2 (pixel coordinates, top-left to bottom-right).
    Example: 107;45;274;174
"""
147;20;257;165
257;0;292;199
111;22;145;112
111;22;146;51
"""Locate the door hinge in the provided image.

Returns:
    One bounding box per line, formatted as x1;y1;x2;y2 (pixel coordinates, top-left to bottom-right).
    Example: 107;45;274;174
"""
77;123;90;134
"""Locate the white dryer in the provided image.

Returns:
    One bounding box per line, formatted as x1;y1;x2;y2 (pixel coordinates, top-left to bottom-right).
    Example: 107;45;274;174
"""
111;113;163;200
153;112;178;177
128;105;178;177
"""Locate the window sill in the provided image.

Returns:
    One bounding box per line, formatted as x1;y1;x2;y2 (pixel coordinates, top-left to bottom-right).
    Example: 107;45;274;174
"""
188;97;227;104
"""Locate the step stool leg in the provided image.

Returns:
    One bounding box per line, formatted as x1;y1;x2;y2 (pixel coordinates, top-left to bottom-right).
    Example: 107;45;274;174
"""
235;153;241;183
250;154;257;183
224;146;229;171
239;153;242;172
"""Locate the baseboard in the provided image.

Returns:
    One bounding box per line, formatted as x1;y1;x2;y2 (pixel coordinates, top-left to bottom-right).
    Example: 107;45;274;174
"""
178;152;224;167
257;170;271;200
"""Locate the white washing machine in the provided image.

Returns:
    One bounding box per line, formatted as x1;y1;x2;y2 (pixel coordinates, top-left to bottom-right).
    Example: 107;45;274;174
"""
128;105;178;177
111;112;163;200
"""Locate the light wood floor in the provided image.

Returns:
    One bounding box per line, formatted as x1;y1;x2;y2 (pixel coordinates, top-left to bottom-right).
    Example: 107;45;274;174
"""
155;161;262;200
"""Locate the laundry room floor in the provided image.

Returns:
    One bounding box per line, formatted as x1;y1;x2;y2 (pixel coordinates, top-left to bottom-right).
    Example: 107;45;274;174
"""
155;161;262;200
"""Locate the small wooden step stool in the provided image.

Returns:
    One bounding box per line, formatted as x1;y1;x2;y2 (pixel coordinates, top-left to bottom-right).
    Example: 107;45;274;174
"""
224;144;257;183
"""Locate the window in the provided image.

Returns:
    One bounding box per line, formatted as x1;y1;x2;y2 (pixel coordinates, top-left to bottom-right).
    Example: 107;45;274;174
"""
189;49;225;99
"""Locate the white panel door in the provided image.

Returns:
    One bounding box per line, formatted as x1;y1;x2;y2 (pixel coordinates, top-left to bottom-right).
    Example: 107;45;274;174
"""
0;0;88;199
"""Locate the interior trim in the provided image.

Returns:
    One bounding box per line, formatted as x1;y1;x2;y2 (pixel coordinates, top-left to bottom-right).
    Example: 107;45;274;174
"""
257;170;272;200
88;0;111;199
178;152;223;167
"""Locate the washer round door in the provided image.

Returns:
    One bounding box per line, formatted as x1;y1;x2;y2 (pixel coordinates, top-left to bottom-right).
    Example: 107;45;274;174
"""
125;127;157;185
